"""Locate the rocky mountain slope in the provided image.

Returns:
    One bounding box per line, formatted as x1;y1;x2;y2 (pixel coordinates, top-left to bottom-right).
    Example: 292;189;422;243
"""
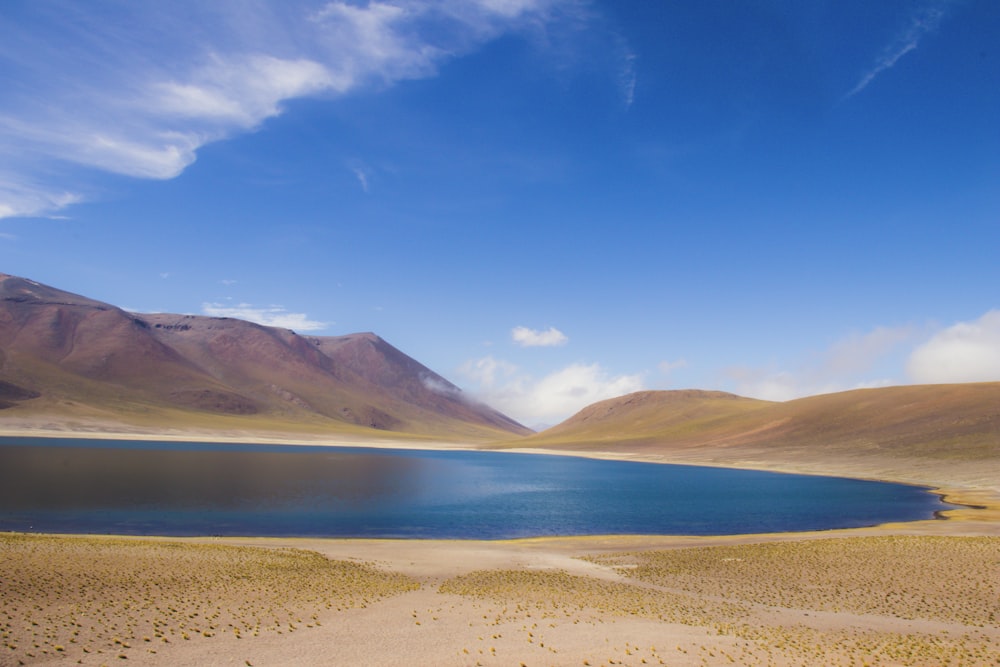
0;273;528;440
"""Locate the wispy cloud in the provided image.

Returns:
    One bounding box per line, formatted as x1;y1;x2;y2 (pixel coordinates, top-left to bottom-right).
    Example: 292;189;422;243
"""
0;173;82;220
352;166;370;193
846;2;951;98
201;301;329;332
618;44;637;109
459;355;643;427
512;325;569;347
822;325;917;376
0;0;569;219
724;324;917;401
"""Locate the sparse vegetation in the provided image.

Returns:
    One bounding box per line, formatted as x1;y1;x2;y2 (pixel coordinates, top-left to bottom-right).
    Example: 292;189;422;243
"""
437;536;1000;665
2;532;999;665
0;533;418;665
590;536;1000;627
439;568;748;627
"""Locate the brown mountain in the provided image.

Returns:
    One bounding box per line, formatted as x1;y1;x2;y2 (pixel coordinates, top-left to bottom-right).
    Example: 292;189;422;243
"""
0;273;528;440
512;385;1000;487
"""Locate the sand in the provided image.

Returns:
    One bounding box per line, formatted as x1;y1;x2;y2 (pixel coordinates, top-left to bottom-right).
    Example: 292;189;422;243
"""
2;428;999;666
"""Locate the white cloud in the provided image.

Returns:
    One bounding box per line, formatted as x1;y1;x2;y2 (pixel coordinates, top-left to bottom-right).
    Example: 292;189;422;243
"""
512;325;568;347
907;310;1000;383
846;2;950;98
0;0;568;219
459;357;644;427
201;302;329;332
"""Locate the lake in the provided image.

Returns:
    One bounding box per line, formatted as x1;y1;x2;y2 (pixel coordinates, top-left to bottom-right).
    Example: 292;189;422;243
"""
0;437;951;539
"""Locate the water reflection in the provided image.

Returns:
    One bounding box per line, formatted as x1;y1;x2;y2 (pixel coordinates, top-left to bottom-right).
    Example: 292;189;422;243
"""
0;445;424;510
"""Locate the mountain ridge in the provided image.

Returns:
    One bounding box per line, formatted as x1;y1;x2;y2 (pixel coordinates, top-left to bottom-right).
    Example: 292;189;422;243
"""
0;273;529;440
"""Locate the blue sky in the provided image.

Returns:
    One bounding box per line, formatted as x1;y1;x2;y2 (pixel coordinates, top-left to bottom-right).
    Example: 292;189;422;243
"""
2;0;998;428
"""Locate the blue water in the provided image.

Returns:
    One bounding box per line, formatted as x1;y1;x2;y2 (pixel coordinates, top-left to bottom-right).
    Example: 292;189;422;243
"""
0;437;951;539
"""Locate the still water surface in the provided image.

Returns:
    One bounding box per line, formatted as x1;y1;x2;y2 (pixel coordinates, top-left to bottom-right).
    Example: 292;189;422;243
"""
0;437;949;539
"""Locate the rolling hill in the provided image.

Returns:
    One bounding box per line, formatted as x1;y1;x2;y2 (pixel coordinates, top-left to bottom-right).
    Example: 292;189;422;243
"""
0;273;529;440
512;385;1000;488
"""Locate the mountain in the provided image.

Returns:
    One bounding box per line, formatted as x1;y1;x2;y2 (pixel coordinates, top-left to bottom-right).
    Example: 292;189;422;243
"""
0;273;529;440
512;385;1000;486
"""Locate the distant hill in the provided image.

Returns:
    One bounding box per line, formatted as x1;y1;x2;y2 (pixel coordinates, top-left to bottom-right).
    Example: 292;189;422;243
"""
531;390;774;444
0;273;529;440
513;386;1000;488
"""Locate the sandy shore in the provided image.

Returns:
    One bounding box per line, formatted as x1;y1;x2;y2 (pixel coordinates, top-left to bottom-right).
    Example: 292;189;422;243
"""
2;427;999;665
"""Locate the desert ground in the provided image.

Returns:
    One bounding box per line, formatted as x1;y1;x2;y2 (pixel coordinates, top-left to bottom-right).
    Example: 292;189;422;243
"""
2;429;999;666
